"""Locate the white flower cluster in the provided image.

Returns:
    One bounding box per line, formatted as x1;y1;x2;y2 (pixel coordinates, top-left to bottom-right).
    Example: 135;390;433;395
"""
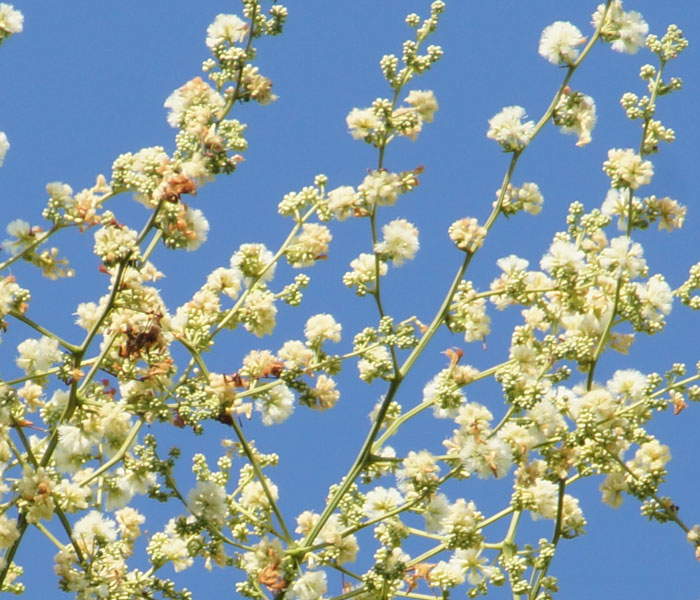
0;2;696;599
592;0;649;54
0;3;22;45
448;280;491;342
327;185;361;221
0;274;26;319
486;106;535;152
603;148;654;190
343;252;388;296
448;217;487;253
346;89;438;143
553;89;597;147
16;336;62;374
206;14;248;50
374;218;419;266
539;21;585;66
496;182;544;216
0;3;22;166
164;77;225;130
358;170;404;207
93;223;140;266
285;223;332;268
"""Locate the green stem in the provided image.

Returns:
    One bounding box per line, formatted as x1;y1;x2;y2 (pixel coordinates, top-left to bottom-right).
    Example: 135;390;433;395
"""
215;3;258;118
528;479;565;600
33;521;65;551
302;377;402;548
140;229;164;264
9;310;80;353
214;204;317;335
79;419;144;486
586;55;668;390
0;227;59;273
405;542;447;569
53;504;86;564
606;448;690;534
179;339;292;542
78;260;129;355
373;360;511;451
228;416;292;542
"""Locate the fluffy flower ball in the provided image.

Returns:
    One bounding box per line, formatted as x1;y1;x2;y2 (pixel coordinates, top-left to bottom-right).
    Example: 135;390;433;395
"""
603;148;653;189
405;89;439;123
374;218;419;266
304;313;342;344
487;106;535;151
0;3;23;36
539;21;585;65
206;14;248;49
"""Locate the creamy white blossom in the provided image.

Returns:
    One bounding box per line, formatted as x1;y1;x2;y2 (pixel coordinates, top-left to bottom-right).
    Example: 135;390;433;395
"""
240;480;279;511
569;388;615;423
635;274;673;322
374;218;419;266
346;107;381;140
16;336;62;374
592;1;648;54
599;236;646;278
601;188;635;230
607;369;647;401
327;185;360;220
357;345;392;382
206;14;248;49
164;77;225;129
344;252;387;294
285;223;332;267
188;480;228;526
405;89;439;122
429;559;466;589
278;340;313;369
0;4;23;38
184;207;209;251
539;21;585;65
603;148;653;189
362;486;404;519
450;547;490;586
241;287;277;336
0;274;22;317
460;436;513;479
73;511;118;551
540;239;585;274
255;383;295;425
528;478;559;519
115;507;145;541
0;514;19;549
0;131;9;167
304;313;342;344
487;106;535;151
519;182;544;214
206;267;243;299
288;570;327;600
424;493;450;532
448;217;486;252
555;91;597;146
358;170;403;206
231;243;276;282
600;471;627;508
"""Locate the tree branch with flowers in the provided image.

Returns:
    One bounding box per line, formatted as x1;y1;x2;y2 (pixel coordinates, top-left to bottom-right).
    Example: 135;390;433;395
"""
0;1;698;598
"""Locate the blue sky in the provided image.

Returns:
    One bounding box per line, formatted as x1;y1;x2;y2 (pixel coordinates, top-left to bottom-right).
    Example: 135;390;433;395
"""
1;1;699;598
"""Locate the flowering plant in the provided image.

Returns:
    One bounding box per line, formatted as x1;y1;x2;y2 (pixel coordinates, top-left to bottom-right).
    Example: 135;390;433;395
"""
0;1;698;599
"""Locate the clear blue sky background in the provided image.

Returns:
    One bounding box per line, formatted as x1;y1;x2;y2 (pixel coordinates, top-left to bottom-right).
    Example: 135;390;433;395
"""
1;1;699;598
